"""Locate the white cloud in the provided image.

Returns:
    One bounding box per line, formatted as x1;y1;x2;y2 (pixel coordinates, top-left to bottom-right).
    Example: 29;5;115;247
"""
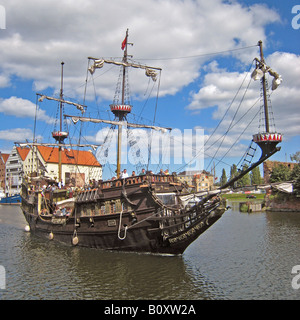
0;96;55;124
0;0;280;100
2;0;297;167
186;51;300;141
0;128;33;141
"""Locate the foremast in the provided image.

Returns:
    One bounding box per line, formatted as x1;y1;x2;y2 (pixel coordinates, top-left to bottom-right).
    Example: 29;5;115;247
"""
221;40;282;189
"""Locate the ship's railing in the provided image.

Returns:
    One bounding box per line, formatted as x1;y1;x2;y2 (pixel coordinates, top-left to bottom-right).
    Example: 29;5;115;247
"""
100;174;176;189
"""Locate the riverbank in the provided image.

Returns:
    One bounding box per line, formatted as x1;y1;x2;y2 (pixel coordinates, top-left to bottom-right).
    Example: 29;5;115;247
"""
222;191;300;213
265;193;300;212
221;193;265;201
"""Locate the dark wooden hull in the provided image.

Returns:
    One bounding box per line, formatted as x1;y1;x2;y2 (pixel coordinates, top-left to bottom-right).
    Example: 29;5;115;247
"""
21;176;225;255
22;203;224;255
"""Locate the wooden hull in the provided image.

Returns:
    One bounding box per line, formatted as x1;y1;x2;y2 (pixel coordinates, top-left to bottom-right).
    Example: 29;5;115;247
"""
22;204;224;255
21;176;225;255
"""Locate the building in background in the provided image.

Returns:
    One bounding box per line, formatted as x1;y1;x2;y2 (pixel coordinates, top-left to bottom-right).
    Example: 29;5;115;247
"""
0;152;9;192
4;145;102;194
5;146;29;196
24;146;102;187
177;170;215;192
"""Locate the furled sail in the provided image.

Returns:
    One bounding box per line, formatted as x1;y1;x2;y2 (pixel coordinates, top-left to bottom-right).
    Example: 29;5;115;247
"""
64;115;172;133
16;142;100;151
88;58;161;82
251;58;282;90
37;94;86;114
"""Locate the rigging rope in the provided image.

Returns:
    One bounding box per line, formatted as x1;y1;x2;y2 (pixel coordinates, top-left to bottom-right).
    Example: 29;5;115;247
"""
136;44;258;61
205;69;254;171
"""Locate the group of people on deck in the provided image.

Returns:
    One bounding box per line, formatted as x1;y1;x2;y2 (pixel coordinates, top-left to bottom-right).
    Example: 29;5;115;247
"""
118;168;169;179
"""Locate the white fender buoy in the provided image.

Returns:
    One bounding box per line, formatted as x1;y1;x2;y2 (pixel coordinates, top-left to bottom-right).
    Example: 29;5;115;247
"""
24;225;30;232
72;236;79;246
49;232;54;240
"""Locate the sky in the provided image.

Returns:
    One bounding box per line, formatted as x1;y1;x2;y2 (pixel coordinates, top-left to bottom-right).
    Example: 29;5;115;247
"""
0;0;299;180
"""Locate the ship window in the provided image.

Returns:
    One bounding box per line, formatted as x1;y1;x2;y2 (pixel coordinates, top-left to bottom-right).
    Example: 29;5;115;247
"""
157;193;177;206
110;202;116;214
100;205;105;214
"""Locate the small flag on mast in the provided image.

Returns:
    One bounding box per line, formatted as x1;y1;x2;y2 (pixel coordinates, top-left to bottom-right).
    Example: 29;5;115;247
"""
121;35;127;50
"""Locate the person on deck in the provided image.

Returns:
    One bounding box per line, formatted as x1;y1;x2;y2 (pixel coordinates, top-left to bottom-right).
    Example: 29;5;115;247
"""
158;169;165;175
120;169;129;179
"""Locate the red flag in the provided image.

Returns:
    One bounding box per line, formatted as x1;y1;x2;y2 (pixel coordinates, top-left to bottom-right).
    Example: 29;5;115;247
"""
121;36;127;50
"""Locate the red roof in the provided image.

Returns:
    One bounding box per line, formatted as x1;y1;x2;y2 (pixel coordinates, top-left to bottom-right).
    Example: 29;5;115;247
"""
16;147;31;161
1;153;10;164
37;146;101;167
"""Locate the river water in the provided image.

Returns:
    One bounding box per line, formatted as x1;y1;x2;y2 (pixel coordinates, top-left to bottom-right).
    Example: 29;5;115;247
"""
0;202;299;300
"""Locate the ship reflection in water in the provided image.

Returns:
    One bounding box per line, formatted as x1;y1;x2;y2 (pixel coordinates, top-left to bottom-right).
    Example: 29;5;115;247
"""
0;204;299;300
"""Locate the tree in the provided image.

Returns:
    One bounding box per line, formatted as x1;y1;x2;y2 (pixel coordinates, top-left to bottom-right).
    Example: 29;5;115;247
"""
237;164;251;187
229;164;238;181
220;168;227;186
291;163;300;193
250;166;262;185
269;164;291;183
290;151;300;163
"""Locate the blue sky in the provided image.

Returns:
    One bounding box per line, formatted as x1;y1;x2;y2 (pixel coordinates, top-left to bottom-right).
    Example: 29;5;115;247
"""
0;0;299;180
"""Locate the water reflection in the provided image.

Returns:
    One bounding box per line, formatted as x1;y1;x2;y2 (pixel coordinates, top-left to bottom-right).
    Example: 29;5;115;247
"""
0;204;300;300
2;232;214;300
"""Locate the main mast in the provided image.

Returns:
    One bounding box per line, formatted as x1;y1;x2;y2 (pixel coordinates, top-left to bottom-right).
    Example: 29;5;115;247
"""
110;29;133;178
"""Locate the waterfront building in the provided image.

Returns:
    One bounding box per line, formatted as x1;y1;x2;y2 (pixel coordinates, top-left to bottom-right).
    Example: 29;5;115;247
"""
0;152;9;191
4;145;102;194
5;146;30;196
177;170;215;192
23;145;102;187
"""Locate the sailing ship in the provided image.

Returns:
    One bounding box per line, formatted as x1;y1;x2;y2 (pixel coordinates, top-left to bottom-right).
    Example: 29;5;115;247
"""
19;32;282;255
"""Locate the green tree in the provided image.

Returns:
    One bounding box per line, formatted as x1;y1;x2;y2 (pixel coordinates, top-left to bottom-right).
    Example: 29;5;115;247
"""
237;164;251;187
269;164;291;183
229;164;238;181
220;168;227;186
250;166;262;185
291;163;300;193
290;151;300;163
